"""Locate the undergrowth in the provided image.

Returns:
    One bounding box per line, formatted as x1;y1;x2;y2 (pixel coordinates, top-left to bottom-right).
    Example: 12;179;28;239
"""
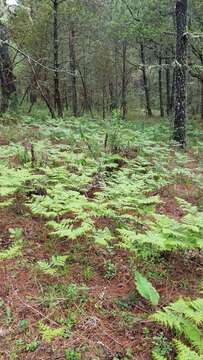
0;114;203;359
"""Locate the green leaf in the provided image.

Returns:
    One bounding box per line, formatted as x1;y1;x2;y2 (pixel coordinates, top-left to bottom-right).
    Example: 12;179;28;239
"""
135;271;160;306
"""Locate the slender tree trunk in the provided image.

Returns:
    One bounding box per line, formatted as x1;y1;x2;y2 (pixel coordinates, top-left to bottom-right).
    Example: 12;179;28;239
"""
78;66;93;118
166;56;171;116
114;43;119;108
201;79;203;121
0;23;17;113
69;24;78;117
140;43;152;117
158;56;164;117
102;81;106;120
53;0;63;117
174;0;188;148
121;40;127;120
30;64;55;118
170;67;176;113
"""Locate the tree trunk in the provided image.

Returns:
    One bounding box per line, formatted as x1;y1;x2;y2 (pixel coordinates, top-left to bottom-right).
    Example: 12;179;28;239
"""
174;0;188;148
102;81;106;120
114;43;119;108
78;66;93;118
158;56;164;117
201;79;203;121
53;0;63;117
140;43;152;117
170;67;176;113
166;56;171;116
0;23;17;113
121;40;127;120
69;24;78;117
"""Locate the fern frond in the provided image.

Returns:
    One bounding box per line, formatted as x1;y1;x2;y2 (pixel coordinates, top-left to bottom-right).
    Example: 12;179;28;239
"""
152;351;168;360
175;340;203;360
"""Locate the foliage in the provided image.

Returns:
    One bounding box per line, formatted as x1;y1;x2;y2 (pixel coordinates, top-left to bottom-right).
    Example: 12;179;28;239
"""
119;208;203;254
135;271;160;306
64;348;81;360
38;322;67;343
0;228;23;260
0;115;202;359
0;165;32;198
37;255;68;275
152;298;203;357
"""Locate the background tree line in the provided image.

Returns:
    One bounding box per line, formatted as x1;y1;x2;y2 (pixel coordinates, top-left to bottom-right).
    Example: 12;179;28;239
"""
0;0;202;138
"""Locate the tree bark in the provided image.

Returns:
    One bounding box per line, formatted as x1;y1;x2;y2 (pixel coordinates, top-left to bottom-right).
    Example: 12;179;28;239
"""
201;79;203;121
121;40;127;120
69;24;78;117
114;43;119;108
0;23;17;113
170;67;176;113
102;81;106;120
140;43;152;117
174;0;188;148
165;56;171;116
158;56;164;117
78;65;93;118
53;0;63;117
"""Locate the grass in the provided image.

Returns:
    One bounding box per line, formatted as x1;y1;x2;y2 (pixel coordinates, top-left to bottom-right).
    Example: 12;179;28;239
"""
0;113;202;359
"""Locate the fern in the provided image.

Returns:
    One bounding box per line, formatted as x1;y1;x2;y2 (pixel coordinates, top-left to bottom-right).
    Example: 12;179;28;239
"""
152;351;167;360
175;340;203;360
0;165;32;197
0;227;23;260
0;241;23;260
93;227;113;246
152;298;203;355
37;255;68;275
38;322;67;343
119;211;203;253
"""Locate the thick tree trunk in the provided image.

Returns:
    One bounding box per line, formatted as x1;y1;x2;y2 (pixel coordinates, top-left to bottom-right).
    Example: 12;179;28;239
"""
140;43;152;117
158;56;164;117
121;40;127;120
0;23;17;113
174;0;188;148
69;25;78;117
53;0;63;117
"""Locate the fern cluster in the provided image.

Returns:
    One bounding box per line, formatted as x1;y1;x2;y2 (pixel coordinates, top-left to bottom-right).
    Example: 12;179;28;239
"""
152;297;203;359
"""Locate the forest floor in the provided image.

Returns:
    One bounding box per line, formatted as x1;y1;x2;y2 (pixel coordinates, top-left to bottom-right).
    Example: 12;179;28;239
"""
0;114;203;360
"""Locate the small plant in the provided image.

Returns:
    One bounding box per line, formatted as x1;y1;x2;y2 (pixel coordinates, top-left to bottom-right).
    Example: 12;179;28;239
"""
19;319;29;333
64;348;81;360
119;311;139;330
5;307;13;325
152;332;173;357
104;260;117;279
37;255;68;275
0;228;23;261
115;292;138;310
38;322;67;343
26;340;39;352
83;265;94;281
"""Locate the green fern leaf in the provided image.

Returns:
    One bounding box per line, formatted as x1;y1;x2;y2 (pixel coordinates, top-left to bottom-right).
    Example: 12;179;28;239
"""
135;271;160;306
175;340;203;360
152;351;168;360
